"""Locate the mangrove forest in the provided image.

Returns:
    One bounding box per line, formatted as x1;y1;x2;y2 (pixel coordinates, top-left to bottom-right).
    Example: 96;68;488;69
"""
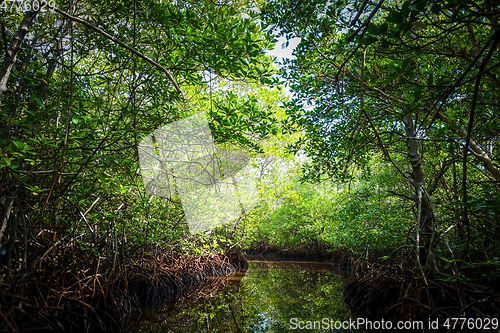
1;0;500;331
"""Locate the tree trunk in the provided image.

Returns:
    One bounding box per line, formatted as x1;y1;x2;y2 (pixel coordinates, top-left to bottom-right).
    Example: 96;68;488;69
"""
403;113;438;273
0;10;39;112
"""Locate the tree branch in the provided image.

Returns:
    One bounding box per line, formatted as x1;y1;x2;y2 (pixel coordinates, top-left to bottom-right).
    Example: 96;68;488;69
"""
427;158;455;196
0;10;39;114
346;0;385;42
53;8;183;95
461;28;500;235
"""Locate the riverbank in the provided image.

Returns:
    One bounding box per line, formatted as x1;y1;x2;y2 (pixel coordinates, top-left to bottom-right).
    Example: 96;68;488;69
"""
0;250;244;332
244;245;500;333
244;244;389;273
127;258;356;332
5;243;499;332
1;245;362;332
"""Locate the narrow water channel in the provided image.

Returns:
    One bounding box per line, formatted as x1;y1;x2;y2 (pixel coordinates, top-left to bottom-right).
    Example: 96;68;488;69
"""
126;260;361;332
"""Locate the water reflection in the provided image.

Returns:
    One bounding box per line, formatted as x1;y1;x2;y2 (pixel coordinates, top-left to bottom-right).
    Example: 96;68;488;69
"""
127;260;359;332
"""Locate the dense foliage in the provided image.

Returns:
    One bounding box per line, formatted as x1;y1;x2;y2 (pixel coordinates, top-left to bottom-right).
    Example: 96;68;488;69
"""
0;0;282;285
1;1;500;329
261;0;500;277
247;157;413;253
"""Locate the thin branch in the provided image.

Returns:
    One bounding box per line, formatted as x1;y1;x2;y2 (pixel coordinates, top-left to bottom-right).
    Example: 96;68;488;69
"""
53;8;183;95
350;0;370;27
0;195;14;242
346;0;385;42
387;190;417;202
461;28;500;238
423;27;500;134
360;47;390;160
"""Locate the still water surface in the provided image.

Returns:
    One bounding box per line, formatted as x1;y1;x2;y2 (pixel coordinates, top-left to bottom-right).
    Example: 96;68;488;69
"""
128;260;360;332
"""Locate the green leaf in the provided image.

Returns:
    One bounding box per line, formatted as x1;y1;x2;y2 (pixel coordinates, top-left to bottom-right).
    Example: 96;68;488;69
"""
378;23;389;35
401;59;411;71
416;0;429;11
427;72;434;86
1;157;13;167
387;11;405;24
367;23;379;35
386;62;398;73
396;101;412;109
431;4;442;14
360;36;377;45
33;98;46;110
414;90;422;103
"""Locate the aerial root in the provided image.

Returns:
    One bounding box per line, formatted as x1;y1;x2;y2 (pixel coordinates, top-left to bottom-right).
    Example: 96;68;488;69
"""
1;250;243;332
344;267;500;332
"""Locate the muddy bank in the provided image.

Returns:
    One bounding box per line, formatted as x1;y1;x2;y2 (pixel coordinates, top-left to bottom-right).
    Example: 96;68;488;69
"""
245;245;500;332
342;265;500;332
127;259;355;332
343;273;500;333
0;252;246;333
244;245;386;273
342;273;401;323
245;245;334;261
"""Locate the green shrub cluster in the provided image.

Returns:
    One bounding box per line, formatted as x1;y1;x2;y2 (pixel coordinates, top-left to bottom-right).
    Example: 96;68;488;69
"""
246;161;412;253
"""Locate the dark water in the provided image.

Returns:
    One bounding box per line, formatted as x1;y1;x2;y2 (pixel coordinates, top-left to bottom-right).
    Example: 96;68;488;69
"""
127;260;360;332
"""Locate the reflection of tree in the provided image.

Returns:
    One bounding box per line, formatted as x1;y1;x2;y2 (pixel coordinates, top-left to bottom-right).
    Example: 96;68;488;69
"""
133;262;359;332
